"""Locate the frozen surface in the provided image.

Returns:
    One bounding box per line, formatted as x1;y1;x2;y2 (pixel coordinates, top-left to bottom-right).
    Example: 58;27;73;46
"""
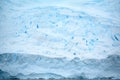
0;0;120;59
0;0;120;79
0;53;120;79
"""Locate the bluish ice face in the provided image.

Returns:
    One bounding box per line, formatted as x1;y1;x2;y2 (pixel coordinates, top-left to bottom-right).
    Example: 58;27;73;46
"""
0;0;120;79
0;0;120;59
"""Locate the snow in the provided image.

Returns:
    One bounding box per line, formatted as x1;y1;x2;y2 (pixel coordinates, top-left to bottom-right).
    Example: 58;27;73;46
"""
0;0;120;79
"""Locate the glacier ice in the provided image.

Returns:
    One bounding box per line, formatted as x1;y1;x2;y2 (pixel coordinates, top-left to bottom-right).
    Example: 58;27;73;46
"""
0;0;120;79
0;53;120;79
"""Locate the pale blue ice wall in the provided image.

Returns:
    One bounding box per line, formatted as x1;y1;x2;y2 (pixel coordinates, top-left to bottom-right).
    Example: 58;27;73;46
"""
0;0;120;59
0;53;120;79
0;0;120;79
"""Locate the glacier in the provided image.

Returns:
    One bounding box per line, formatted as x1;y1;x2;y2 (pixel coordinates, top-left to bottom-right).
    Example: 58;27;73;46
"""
0;53;120;79
0;0;120;80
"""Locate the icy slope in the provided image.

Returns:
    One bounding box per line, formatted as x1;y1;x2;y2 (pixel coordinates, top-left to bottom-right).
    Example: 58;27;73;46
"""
0;0;120;59
0;0;120;79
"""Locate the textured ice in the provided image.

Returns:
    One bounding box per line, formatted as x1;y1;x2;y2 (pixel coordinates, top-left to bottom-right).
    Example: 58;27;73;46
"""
0;0;120;79
0;53;120;79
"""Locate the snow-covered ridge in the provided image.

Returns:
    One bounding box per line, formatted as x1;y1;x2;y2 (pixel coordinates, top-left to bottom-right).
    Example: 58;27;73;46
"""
0;5;120;59
0;53;120;79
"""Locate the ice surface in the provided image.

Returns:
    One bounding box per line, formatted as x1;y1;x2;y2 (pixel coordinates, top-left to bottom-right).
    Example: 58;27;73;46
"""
0;0;120;59
0;53;120;79
0;0;120;79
